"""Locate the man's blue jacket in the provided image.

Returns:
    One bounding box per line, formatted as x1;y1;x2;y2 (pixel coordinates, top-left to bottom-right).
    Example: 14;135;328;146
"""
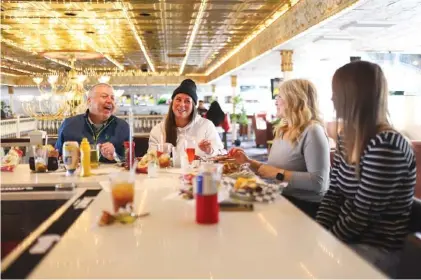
55;110;130;162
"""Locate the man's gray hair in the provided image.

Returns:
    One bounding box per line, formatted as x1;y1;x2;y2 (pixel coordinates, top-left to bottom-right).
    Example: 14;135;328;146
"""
88;83;114;98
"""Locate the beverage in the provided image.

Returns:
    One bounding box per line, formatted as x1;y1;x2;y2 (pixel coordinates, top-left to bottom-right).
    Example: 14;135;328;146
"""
185;148;195;164
63;141;79;176
157;143;172;168
80;138;91;177
110;173;135;214
195;163;219;224
148;160;158;178
158;153;171;168
111;182;135;213
124;141;135;169
90;145;100;169
32;145;48;172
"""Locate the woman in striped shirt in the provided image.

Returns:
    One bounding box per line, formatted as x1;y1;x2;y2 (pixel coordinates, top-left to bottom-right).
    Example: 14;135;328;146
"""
316;61;416;277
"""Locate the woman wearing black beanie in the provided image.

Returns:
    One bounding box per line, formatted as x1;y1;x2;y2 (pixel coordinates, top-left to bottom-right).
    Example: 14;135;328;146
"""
148;79;224;162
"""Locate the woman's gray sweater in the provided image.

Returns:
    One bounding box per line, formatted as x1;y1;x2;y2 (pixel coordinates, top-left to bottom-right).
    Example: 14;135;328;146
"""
267;123;330;202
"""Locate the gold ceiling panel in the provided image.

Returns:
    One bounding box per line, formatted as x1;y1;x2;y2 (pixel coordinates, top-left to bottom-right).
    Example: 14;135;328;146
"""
1;0;295;80
1;0;360;85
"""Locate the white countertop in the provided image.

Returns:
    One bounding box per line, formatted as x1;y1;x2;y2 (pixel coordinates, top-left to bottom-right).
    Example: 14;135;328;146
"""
1;165;385;279
0;164;123;188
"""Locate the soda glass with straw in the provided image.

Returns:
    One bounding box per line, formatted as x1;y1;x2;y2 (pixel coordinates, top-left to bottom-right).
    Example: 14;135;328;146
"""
109;107;137;219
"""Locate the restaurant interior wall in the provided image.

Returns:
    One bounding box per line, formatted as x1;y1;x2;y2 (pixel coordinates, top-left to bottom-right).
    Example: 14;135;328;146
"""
291;52;421;139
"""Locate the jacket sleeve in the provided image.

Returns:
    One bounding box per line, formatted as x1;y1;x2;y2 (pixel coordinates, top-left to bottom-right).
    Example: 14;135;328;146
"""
55;119;67;156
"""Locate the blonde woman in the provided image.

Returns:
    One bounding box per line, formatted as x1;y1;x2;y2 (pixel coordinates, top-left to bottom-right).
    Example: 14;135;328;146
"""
231;79;330;218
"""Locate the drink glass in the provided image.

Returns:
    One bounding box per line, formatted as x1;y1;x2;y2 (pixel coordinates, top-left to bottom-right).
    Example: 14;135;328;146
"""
90;144;100;169
32;145;48;172
184;138;196;164
157;143;172;168
110;173;135;215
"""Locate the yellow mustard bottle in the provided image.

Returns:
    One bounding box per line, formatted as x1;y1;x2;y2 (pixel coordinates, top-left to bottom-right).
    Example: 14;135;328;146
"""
80;138;91;177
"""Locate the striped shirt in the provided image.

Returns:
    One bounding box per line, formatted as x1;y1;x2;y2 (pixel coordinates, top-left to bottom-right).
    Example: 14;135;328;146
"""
316;131;416;251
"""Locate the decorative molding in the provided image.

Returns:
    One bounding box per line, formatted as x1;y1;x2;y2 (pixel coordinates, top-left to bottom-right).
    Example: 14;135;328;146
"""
207;0;361;82
281;50;293;72
0;75;207;87
230;75;237;88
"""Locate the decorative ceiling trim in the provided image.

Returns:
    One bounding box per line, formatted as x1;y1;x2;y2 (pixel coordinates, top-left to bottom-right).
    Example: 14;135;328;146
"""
206;0;363;83
118;0;156;72
179;0;208;75
1;56;49;71
204;1;295;76
1;38;38;55
1;75;208;87
29;2;124;70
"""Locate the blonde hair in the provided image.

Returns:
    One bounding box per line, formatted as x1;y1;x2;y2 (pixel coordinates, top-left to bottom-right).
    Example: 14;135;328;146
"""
274;79;322;143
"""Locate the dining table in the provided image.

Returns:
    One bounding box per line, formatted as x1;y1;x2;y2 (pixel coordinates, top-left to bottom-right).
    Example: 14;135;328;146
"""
1;164;386;279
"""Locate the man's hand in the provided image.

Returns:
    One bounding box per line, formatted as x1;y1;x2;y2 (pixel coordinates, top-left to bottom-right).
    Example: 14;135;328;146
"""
99;142;115;161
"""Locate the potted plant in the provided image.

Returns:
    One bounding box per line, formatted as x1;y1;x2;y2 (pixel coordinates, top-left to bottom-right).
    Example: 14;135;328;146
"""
238;107;249;136
231;96;245;146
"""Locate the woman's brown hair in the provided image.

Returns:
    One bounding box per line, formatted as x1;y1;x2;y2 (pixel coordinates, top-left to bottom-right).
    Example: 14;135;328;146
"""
332;60;392;170
274;79;323;143
164;101;198;147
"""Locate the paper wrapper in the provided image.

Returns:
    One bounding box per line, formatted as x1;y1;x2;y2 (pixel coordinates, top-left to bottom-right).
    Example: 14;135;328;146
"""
221;176;286;203
1;148;23;172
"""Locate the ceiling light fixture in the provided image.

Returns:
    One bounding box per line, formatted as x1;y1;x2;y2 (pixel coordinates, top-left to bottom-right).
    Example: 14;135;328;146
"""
24;55;88;120
1;72;23;77
179;0;208;75
205;2;296;76
119;0;156;72
1;37;38;55
159;0;169;70
98;75;111;83
44;56;74;68
312;35;354;43
1;56;49;71
64;12;78;17
340;21;396;30
1;65;37;75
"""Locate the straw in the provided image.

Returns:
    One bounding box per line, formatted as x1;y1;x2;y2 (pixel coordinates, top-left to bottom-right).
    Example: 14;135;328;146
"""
128;106;134;173
130;158;139;178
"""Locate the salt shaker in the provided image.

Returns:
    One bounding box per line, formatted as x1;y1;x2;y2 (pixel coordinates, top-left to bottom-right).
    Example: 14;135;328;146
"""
147;159;158;178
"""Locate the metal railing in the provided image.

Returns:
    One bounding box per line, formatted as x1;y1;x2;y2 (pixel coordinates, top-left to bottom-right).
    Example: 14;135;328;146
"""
119;115;165;134
0;115;165;139
0;116;37;138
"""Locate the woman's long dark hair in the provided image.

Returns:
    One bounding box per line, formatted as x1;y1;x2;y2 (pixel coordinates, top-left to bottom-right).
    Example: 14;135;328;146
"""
206;101;225;127
332;60;391;174
164;101;198;147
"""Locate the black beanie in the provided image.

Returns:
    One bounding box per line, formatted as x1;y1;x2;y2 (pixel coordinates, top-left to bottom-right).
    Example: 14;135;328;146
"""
172;79;198;104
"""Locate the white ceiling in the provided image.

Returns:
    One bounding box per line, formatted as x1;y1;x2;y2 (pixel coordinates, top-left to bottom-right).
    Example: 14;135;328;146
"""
214;0;421;87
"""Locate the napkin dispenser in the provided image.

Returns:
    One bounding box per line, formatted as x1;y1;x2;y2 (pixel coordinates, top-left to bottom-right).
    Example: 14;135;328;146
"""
28;130;47;157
